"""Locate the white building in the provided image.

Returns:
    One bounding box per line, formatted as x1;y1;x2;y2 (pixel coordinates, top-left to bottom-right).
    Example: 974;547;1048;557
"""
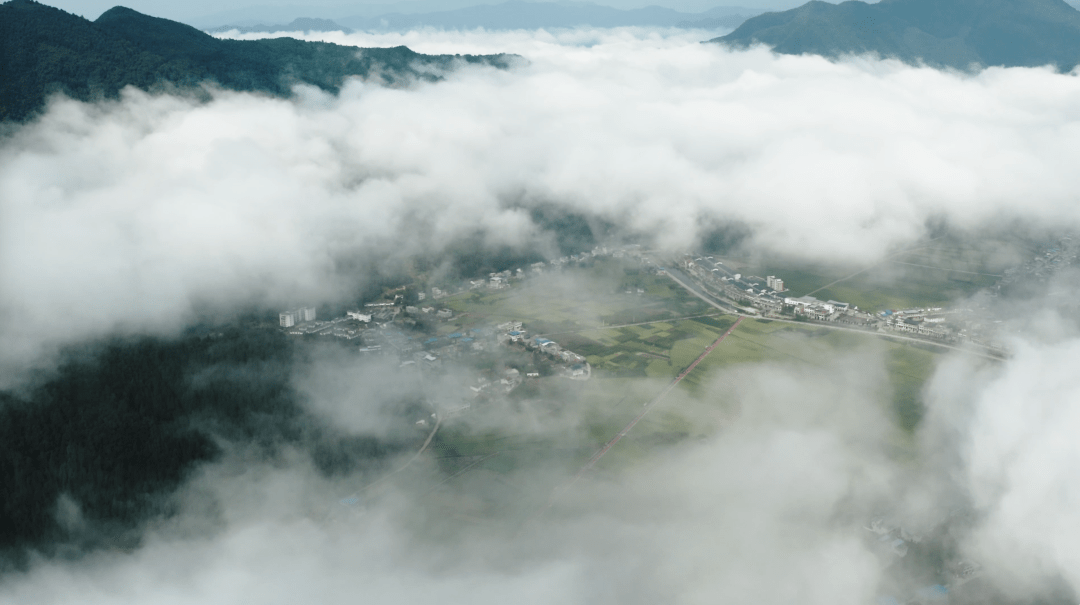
280;306;316;327
347;311;372;322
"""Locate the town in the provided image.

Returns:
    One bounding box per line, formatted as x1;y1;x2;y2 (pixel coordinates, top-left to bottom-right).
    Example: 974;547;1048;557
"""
278;233;1080;416
671;251;1032;358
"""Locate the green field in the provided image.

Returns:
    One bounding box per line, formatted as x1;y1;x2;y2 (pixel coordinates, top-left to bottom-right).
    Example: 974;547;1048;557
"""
439;258;712;335
428;314;944;490
721;237;1008;312
416;260;954;515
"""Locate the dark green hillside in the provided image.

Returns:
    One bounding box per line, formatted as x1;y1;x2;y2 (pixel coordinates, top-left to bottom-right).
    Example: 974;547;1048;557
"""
0;330;417;567
0;0;515;122
711;0;1080;71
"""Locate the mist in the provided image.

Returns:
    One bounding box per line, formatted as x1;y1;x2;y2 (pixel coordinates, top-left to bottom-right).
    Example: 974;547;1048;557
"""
4;26;1080;604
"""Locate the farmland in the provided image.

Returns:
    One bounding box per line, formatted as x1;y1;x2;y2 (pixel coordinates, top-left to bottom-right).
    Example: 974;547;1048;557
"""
423;257;947;496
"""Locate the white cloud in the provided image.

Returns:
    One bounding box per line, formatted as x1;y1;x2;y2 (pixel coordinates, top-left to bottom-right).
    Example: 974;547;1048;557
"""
925;339;1080;596
5;29;1080;373
5;30;1080;600
0;354;896;605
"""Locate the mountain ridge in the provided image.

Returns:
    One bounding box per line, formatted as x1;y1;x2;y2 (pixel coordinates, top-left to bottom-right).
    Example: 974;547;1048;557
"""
0;0;514;123
710;0;1080;71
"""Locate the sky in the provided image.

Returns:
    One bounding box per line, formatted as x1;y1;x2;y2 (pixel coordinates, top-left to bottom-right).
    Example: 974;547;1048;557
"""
4;22;1080;605
38;0;817;25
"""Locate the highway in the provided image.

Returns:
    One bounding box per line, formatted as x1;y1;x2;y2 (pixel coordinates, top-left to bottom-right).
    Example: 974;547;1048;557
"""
661;267;1005;362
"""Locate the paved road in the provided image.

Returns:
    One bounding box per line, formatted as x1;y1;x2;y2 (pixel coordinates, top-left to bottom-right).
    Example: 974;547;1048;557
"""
803;238;943;298
522;316;744;528
663;269;1004;362
534;312;725;337
577;315;744;472
342;414;443;501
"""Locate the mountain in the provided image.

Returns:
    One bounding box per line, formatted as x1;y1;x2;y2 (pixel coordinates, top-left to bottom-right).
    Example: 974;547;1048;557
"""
189;2;763;30
0;0;514;123
677;13;754;29
710;0;1080;71
337;2;762;31
206;18;354;35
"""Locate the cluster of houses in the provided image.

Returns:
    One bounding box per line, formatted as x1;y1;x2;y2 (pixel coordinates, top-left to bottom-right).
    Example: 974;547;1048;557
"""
497;321;591;379
681;256;790;313
879;307;950;338
865;515;986;605
464;368;526;404
679;255;987;343
997;235;1077;293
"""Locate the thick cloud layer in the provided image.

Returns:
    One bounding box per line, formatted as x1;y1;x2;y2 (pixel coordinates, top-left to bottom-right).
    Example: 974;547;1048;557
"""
5;27;1080;603
4;28;1080;374
0;353;897;605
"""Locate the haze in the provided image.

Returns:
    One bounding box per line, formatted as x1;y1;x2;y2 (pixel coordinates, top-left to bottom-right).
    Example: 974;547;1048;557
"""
40;0;817;25
3;11;1080;605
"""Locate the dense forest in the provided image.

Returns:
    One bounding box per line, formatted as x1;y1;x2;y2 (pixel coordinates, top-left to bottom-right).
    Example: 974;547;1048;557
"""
0;0;515;122
0;327;418;569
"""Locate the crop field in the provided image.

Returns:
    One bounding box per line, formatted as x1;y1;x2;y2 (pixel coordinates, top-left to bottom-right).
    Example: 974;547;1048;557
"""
422;260;953;504
717;237;1009;311
440;259;711;335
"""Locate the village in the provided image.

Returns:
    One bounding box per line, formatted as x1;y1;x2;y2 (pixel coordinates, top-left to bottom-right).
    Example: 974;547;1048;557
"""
275;252;609;416
675;254;1014;355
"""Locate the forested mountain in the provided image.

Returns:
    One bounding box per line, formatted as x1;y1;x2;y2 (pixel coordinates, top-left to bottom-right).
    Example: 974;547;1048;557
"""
711;0;1080;71
0;0;514;122
0;329;419;568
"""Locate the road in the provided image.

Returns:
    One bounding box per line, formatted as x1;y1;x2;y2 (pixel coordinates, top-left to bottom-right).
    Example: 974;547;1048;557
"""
803;238;943;298
662;268;1004;362
534;312;726;337
523;314;745;521
576;315;744;473
520;316;744;529
342;413;443;501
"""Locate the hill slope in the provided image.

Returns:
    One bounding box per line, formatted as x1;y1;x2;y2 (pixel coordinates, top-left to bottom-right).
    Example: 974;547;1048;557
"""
0;0;514;123
710;0;1080;71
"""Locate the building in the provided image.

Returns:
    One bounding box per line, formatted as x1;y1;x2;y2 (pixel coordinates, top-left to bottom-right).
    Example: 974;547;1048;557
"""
280;306;316;327
347;311;372;322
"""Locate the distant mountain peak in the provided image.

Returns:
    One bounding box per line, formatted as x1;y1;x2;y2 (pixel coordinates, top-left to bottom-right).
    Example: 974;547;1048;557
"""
0;0;514;122
711;0;1080;71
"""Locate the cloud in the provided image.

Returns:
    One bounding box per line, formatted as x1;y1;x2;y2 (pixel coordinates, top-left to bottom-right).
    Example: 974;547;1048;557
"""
0;351;902;605
4;28;1080;375
5;27;1080;602
920;339;1080;598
